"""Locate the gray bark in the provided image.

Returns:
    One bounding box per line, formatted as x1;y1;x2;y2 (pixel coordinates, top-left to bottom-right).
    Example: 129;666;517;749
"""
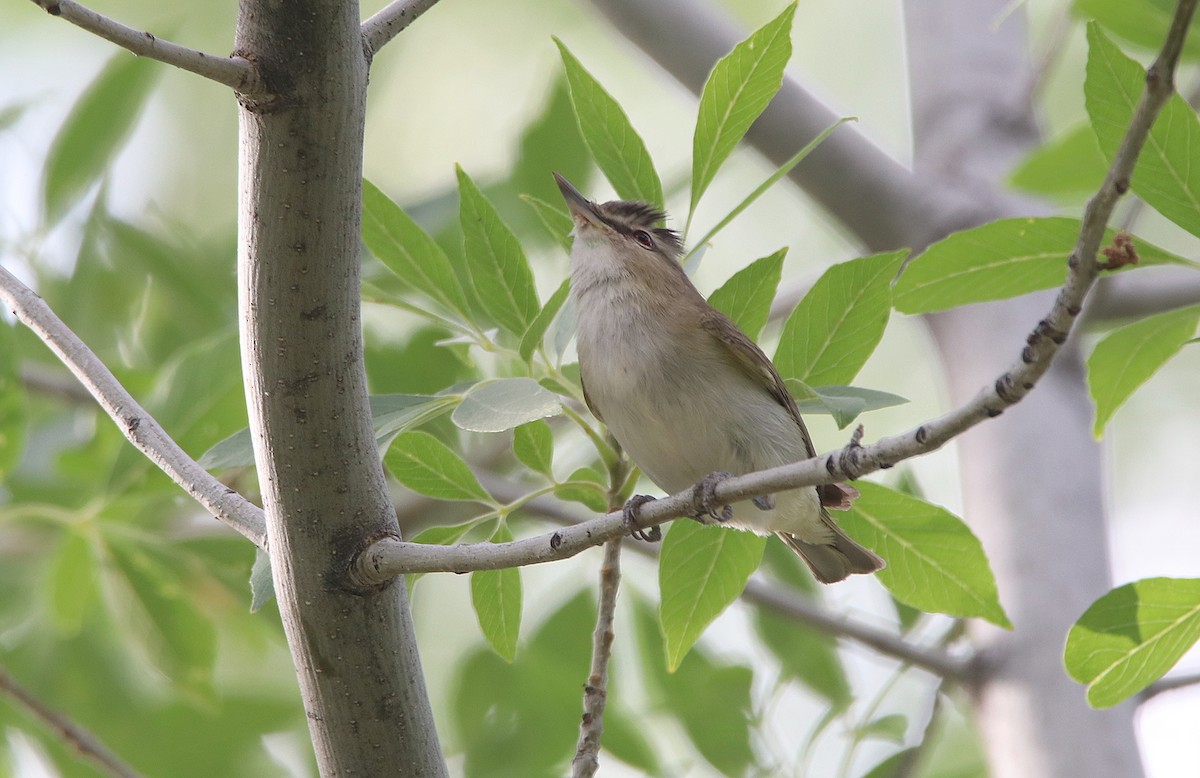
234;1;446;774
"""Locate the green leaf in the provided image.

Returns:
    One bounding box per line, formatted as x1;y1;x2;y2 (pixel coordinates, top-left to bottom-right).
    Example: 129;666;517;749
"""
659;521;766;670
662;646;756;775
1076;0;1200;62
47;529;97;635
199;393;458;468
520;193;575;252
857;713;908;743
555;38;663;206
1009;123;1109;200
471;525;522;662
554;468;609;513
789;381;910;429
362;179;472;320
451;377;561;433
689;3;796;217
107;540;217;695
1065;577;1200;708
706;248;786;339
43;53;159;222
1086;24;1200;238
519;278;570;362
248;547;274;614
512;420;554;478
774;250;906;386
384;430;494;504
840;482;1011;628
892;217;1193;314
456;165;541;334
1087;304;1200;437
0;321;25;479
687;118;853;259
753;607;851;707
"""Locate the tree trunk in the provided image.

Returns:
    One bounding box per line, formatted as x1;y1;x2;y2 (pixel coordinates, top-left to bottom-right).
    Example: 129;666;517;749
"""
234;1;446;774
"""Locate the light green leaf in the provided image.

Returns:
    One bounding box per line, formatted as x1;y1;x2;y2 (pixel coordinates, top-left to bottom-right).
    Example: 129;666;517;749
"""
0;322;25;479
1076;0;1200;62
385;430;494;504
707;248;786;339
512;420;554;478
690;3;796;217
199;393;458;468
1065;577;1200;708
556;38;663;206
788;381;910;429
1010;123;1109;200
840;482;1011;628
456;165;541;335
774;250;906;386
554;468;609;513
687;118;852;260
659;521;766;670
249;546;274;613
451;377;562;433
1087;304;1200;437
519;279;570;362
857;713;908;743
520;194;574;252
48;529;97;635
43;53;158;222
471;525;522;662
660;642;756;775
1086;24;1200;238
753;607;850;707
362;179;471;319
893;217;1194;314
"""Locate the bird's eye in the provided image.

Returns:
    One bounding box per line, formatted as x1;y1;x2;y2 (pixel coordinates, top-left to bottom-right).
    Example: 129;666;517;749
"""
633;230;654;250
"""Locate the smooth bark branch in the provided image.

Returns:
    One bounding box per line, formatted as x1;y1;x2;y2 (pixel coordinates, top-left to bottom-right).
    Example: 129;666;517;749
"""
0;664;143;778
361;0;442;57
0;265;268;548
571;538;622;777
470;473;970;680
26;0;262;95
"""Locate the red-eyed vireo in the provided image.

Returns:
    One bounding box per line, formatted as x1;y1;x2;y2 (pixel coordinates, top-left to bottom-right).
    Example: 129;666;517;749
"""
554;173;883;583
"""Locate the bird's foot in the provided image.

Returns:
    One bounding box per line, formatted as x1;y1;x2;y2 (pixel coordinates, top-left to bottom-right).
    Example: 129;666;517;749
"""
752;494;775;511
622;494;661;542
693;471;734;523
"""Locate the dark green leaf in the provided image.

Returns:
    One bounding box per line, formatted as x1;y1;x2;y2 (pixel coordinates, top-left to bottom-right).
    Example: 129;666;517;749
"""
1065;577;1200;708
362;179;472;319
456;166;541;334
43;53;159;222
789;381;910;429
857;713;908;743
0;322;25;479
1086;24;1200;238
520;194;574;252
753;607;851;707
384;430;494;504
659;521;765;670
840;482;1011;628
555;38;663;206
1076;0;1200;61
519;278;570;362
471;525;522;662
707;248;786;340
774;250;906;386
47;529;97;635
512;420;554;478
554;467;609;513
662;646;756;774
451;377;561;432
690;3;796;216
893;217;1193;314
1087;304;1200;437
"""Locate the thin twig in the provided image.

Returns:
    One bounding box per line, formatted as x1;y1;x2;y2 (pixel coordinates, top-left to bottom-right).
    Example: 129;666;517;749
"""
361;0;442;57
351;0;1199;585
571;538;622;777
0;664;143;778
0;266;268;547
27;0;263;96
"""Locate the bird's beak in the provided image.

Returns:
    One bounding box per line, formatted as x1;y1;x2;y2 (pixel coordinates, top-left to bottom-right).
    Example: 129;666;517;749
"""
553;172;604;228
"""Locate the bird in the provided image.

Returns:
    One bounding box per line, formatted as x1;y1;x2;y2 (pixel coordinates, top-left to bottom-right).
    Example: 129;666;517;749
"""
554;172;883;583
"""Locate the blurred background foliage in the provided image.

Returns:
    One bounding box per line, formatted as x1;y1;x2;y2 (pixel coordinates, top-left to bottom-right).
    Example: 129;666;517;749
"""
0;0;1197;776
